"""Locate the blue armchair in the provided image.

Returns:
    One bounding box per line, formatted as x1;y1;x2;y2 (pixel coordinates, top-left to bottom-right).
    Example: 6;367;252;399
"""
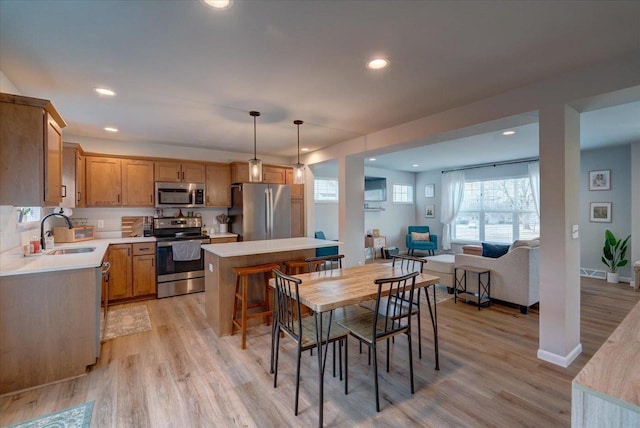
314;231;339;257
406;226;438;256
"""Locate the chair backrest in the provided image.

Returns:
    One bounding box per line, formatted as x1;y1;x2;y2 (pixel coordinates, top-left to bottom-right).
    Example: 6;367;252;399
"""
273;268;303;341
305;254;345;272
372;271;419;339
314;231;327;240
407;226;430;235
391;254;425;273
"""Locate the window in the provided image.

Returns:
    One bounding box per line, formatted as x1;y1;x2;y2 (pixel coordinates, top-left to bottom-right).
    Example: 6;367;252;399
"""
314;178;339;202
392;184;413;204
453;177;539;243
16;207;41;224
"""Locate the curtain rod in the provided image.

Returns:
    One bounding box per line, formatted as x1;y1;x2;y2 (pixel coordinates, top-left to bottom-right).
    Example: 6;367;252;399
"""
441;157;539;174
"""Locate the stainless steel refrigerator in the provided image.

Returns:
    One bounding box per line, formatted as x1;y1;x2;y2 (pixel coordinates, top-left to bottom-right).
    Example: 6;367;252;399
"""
229;183;291;241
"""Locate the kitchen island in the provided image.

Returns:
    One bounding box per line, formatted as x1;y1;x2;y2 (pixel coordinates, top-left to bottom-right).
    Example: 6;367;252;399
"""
202;237;341;336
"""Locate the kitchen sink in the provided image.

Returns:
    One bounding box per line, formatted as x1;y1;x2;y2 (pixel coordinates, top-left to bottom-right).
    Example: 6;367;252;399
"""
46;247;96;255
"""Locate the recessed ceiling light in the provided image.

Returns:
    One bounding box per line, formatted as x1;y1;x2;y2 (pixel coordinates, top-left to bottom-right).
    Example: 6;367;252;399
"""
104;127;118;133
369;158;376;162
502;130;516;136
301;148;309;152
203;0;231;9
412;164;419;168
367;58;389;70
95;87;115;96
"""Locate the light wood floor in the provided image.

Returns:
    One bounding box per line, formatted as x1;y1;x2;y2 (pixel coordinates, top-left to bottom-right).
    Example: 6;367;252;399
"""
1;277;638;427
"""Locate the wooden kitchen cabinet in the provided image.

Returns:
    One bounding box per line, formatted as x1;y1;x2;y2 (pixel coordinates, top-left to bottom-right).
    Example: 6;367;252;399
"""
205;162;231;207
86;156;122;206
0;93;66;206
155;161;205;183
105;244;132;301
61;144;86;208
75;149;86;207
230;162;287;184
105;243;156;302
290;198;305;238
285;169;304;199
122;159;154;206
262;165;286;184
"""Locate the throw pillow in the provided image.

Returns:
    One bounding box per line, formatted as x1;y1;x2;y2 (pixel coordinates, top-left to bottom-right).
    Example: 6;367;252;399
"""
481;242;510;258
411;231;431;241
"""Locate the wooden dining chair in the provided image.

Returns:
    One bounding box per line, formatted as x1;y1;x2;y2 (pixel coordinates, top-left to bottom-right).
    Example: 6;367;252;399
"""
271;268;349;416
390;254;439;369
337;271;419;412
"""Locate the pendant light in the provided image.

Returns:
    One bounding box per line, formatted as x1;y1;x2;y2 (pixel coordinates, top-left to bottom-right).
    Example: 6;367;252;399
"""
248;111;263;182
293;120;305;184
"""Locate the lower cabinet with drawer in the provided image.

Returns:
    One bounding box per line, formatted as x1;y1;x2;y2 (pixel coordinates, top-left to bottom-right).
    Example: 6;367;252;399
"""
104;242;156;302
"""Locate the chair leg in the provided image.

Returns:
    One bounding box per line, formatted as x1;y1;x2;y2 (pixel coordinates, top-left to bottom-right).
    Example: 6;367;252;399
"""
416;289;422;359
373;344;380;412
344;339;348;395
273;326;281;388
295;343;302;416
332;341;336;377
407;331;415;394
241;278;248;350
386;338;390;372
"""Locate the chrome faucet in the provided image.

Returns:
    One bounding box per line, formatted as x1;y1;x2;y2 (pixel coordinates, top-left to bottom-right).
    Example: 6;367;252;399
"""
40;212;73;251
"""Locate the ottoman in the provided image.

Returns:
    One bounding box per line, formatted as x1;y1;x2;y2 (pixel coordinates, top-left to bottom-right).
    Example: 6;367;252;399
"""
423;254;455;288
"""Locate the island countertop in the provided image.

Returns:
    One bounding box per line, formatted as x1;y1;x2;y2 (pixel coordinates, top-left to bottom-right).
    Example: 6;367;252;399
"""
202;237;341;258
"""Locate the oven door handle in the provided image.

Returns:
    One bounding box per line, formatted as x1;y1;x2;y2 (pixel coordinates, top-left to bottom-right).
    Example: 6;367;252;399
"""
157;240;208;248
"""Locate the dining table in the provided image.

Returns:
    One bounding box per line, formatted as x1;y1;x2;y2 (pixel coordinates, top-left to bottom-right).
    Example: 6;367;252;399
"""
270;262;440;427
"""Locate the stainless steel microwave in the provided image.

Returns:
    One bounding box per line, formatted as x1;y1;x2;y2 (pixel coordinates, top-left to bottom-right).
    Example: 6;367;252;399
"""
155;182;205;208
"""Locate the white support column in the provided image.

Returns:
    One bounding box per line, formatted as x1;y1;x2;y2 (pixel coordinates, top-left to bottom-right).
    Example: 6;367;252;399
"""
538;104;582;367
631;142;640;289
338;156;365;267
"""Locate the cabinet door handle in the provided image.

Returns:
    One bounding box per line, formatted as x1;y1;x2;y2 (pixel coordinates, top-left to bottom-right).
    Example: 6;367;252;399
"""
177;170;180;180
152;258;155;267
127;248;130;256
150;194;153;203
139;247;150;251
61;185;67;198
182;171;185;180
77;191;81;203
117;194;121;203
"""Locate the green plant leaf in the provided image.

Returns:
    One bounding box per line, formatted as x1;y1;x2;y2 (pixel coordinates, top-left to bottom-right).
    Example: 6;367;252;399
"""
618;260;628;267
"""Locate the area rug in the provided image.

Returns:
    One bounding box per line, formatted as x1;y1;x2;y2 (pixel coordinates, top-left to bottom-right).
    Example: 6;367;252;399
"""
432;284;454;305
102;305;152;341
9;401;93;428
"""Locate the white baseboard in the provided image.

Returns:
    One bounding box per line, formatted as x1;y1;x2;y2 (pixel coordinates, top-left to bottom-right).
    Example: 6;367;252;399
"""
580;267;631;283
537;343;582;368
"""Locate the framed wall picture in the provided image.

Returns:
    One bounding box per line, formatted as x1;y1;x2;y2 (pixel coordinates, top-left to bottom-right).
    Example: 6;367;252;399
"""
424;184;435;198
590;202;611;222
589;169;611;191
425;204;435;218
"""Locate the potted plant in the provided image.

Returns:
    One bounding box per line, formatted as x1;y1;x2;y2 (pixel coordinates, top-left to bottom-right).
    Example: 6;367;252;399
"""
601;229;631;283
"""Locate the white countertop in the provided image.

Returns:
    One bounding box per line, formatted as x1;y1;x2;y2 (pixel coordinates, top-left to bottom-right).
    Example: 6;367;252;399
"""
202;237;340;258
207;233;238;239
0;237;156;277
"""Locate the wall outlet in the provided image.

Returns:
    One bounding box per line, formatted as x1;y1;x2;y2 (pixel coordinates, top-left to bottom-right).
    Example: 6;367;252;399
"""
97;220;104;229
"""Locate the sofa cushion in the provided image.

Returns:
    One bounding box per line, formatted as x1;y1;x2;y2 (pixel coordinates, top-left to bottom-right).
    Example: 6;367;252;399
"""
411;231;431;241
509;238;540;252
482;242;510;258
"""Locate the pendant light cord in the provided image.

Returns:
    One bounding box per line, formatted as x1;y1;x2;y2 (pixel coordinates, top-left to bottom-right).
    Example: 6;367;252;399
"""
297;123;300;164
253;115;257;159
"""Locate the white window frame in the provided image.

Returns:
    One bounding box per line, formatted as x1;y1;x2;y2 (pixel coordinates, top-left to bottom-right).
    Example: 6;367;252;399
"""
392;183;414;204
452;177;539;243
314;177;339;203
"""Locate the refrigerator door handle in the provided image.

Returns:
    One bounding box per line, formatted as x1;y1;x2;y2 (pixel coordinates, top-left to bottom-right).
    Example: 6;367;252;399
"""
267;187;274;239
265;188;271;239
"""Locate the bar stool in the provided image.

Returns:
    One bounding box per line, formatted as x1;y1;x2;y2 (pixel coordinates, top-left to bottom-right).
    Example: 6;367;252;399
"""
232;262;280;349
283;260;309;275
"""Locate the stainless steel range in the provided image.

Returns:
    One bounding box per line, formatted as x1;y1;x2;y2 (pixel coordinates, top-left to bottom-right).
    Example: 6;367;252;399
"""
153;217;209;298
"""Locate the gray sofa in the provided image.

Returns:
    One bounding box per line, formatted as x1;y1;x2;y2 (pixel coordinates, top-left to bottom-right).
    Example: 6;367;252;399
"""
454;241;540;313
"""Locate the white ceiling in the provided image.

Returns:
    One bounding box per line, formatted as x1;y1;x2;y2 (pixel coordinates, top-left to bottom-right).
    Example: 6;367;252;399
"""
1;0;639;170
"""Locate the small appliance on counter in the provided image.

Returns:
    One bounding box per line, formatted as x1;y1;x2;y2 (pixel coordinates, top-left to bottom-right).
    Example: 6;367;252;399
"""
53;225;94;243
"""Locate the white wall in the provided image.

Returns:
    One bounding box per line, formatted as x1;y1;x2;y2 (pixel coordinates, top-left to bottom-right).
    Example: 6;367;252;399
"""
580;145;633;279
632;142;640;287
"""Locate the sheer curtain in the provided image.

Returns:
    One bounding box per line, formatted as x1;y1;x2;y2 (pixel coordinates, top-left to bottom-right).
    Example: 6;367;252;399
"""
440;170;465;250
528;161;540;217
